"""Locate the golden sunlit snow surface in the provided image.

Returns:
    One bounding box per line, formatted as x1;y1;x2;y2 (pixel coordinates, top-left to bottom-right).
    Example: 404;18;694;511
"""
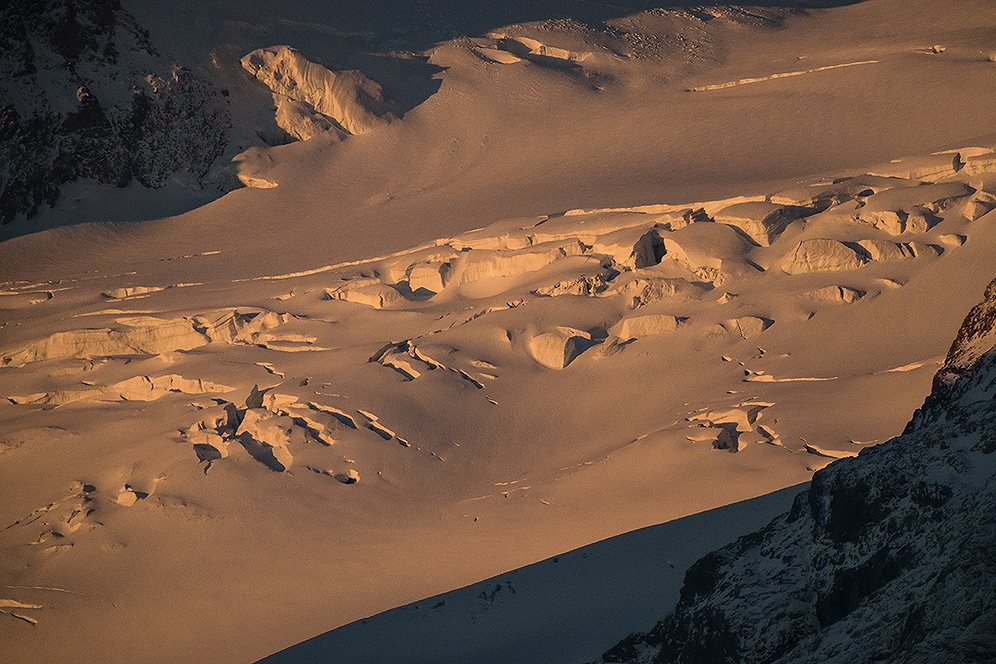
2;0;996;661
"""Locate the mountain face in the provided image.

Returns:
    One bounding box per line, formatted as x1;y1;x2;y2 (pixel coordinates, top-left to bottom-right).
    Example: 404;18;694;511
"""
0;0;230;225
599;277;996;664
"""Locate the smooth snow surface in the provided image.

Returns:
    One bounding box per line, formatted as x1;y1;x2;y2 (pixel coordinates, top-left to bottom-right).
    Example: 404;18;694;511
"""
261;485;805;664
2;0;996;662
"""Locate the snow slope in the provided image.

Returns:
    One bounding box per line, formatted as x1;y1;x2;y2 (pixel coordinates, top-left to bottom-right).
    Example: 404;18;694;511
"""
260;485;805;664
595;275;996;664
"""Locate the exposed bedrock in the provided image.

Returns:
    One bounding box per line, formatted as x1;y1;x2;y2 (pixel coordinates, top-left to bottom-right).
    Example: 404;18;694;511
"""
0;0;230;225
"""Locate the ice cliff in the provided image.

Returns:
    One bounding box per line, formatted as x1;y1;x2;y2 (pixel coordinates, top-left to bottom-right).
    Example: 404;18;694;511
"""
240;45;397;140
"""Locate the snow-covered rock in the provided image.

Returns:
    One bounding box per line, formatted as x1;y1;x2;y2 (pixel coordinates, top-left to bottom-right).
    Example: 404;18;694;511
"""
273;94;348;142
0;0;230;225
604;276;705;308
534;274;610;297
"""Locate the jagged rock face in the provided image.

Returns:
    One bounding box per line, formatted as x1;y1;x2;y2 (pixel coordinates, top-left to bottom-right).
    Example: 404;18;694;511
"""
932;277;996;391
0;0;230;224
599;277;996;664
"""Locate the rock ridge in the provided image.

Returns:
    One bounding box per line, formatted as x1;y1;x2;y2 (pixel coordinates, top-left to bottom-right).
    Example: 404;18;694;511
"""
0;0;230;225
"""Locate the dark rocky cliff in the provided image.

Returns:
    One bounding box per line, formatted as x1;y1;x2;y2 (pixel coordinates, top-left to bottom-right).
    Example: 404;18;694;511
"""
0;0;230;225
598;277;996;664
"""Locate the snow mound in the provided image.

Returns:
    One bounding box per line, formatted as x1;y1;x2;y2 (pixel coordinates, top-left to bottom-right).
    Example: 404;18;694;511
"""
800;285;864;304
178;386;403;473
724;316;772;339
856;239;940;262
590;228;666;269
961;150;996;176
1;308;293;366
769;175;911;209
491;35;592;64
235;408;296;471
5;374;234;407
781;238;867;274
853;209;917;235
660;223;759;286
604;276;705;308
370;341;484;389
241;45;395;137
713;201;807;246
1;316;208;366
961;188;996;221
473;47;523;64
866;152;963;181
610;314;682;340
527;327;593;369
685;402;772;452
101;286;167;299
324;278;404;308
450;240;586;286
853;182;974;234
405;261;453;296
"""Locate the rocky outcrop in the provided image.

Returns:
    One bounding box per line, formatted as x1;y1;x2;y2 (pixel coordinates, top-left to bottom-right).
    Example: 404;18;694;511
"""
596;276;996;664
0;0;230;225
932;277;996;390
